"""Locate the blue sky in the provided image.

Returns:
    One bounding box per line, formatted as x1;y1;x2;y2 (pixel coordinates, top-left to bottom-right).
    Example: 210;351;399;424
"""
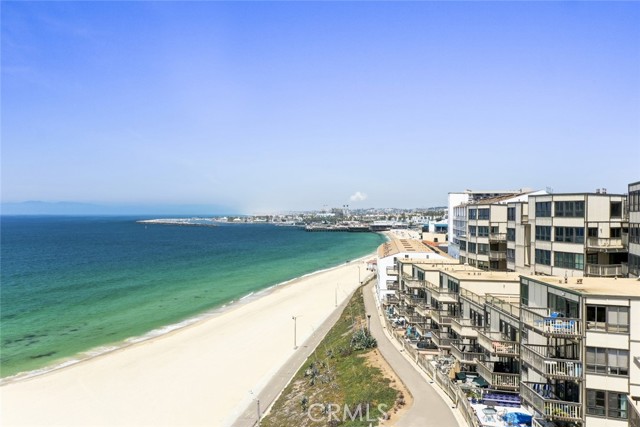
2;2;639;214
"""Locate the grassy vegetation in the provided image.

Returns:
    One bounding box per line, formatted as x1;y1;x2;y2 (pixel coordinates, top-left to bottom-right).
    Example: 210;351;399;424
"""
261;286;402;427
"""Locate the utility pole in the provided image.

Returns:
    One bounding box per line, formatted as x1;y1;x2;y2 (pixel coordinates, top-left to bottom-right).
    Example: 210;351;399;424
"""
292;316;298;350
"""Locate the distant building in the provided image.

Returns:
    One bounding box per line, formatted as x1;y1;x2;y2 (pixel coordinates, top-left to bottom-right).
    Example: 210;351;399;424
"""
628;181;640;278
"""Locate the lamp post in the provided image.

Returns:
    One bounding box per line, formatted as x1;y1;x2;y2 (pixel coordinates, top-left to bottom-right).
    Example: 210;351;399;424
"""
256;398;261;427
357;266;361;284
292;316;298;350
367;314;371;333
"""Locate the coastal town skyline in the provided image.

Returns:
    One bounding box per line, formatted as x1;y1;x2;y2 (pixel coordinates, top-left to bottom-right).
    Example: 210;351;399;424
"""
2;2;639;214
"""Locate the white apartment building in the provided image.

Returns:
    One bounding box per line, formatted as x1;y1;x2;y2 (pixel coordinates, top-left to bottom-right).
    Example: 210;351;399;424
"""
448;189;525;259
528;193;627;278
628;181;640;278
375;239;450;303
519;275;640;427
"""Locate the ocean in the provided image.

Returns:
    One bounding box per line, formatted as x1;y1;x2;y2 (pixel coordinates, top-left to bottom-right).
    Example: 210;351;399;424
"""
0;216;385;380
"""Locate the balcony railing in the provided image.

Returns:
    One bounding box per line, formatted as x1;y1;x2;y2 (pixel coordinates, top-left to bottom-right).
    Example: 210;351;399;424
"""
425;281;458;303
489;233;507;242
386;281;399;291
459;288;486;308
431;310;452;326
401;293;426;307
404;277;426;289
485;294;520;319
586;236;624;250
430;329;452;348
450;340;484;364
521;344;583;381
520;382;582;422
386;267;398;276
489;251;507;261
450;318;478;338
476;360;520;390
384;295;399;305
477;329;519;356
520;307;582;338
586;263;623;277
414;303;432;318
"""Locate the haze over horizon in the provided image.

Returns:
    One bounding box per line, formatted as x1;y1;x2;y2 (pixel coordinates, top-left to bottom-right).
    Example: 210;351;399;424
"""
2;2;639;214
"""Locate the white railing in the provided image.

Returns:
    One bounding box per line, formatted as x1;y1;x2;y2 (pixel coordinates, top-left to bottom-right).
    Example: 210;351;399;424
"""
485;294;520;319
386;267;398;275
586;263;623;277
476;360;520;390
521;344;583;380
431;329;452;348
586;237;623;249
489;233;507;242
489;251;507;260
431;310;453;326
520;307;582;337
450;341;483;364
414;304;432;318
520;382;582;421
477;329;519;356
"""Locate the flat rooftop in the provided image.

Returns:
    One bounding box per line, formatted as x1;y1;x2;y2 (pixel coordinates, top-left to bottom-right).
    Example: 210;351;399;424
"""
523;275;640;298
445;270;522;282
397;257;460;266
377;238;448;258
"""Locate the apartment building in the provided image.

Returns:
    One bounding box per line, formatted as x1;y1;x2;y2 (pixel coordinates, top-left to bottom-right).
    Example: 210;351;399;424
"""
628;181;640;278
448;189;526;259
519;275;640;427
528;193;628;278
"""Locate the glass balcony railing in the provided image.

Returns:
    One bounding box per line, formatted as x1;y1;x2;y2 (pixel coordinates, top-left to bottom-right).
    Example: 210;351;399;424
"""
477;329;519;356
521;344;583;381
476;360;520;390
520;382;582;422
520;307;582;338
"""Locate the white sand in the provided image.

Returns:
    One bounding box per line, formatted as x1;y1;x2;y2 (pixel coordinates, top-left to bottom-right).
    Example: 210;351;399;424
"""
0;257;373;427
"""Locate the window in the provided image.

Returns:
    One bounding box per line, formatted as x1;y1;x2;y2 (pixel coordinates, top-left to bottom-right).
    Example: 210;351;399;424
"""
478;226;489;237
630;253;640;276
586;347;607;374
610;227;621;238
630;188;640;212
607;306;629;333
555;200;585;217
535;226;551;241
478;209;490;220
468;242;476;253
631;225;640;244
554;227;585;244
587;389;629;419
507;228;516;242
610;201;622;218
535;201;551;217
459;240;467;251
608;392;628;419
469;209;477;220
586;305;629;333
535;249;551;265
507;248;515;263
520;280;529;306
608;349;629;376
588;227;598;237
469;226;477;237
587;389;606;416
478;243;489;255
507;207;516;221
554;252;584;270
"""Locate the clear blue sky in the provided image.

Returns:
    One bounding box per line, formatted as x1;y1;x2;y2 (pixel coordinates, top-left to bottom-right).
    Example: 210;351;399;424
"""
2;1;639;214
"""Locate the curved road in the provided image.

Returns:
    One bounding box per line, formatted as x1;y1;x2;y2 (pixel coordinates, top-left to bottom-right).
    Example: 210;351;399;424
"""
362;282;463;427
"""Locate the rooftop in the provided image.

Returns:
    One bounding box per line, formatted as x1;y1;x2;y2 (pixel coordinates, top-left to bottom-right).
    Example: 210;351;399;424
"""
523;275;640;298
377;238;437;258
445;270;522;282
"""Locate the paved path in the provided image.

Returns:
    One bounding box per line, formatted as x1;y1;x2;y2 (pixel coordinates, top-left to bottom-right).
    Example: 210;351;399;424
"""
230;277;371;427
362;282;463;427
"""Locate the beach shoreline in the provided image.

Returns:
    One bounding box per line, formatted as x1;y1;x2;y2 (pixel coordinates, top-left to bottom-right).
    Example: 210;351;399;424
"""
0;252;377;427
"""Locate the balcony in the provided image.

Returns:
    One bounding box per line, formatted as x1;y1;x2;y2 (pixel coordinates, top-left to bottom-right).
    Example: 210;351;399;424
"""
431;310;452;326
404;277;426;289
520;382;582;422
414;322;431;337
430;329;452;348
586;236;624;250
477;329;519;356
476;360;520;391
521;344;583;381
414;303;432;318
401;294;427;308
386;267;398;276
485;294;520;320
586;263;624;277
384;294;399;305
489;233;507;242
459;288;486;309
386;280;399;291
520;307;582;338
489;250;507;261
450;318;478;338
450;340;484;364
425;281;458;303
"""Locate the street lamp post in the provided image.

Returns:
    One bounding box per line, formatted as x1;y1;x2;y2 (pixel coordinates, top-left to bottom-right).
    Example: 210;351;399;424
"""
367;314;371;333
292;316;298;350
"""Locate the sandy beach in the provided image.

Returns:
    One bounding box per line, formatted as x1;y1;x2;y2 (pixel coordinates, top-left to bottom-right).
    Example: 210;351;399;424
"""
0;256;373;426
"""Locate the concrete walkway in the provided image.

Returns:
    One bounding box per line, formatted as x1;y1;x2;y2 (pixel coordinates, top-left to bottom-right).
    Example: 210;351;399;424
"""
362;282;464;427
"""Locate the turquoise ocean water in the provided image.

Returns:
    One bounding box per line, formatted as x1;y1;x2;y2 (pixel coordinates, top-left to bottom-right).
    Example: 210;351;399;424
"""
0;216;385;380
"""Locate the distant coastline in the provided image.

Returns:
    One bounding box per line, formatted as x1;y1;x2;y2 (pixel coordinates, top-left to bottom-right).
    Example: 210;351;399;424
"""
136;218;218;227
